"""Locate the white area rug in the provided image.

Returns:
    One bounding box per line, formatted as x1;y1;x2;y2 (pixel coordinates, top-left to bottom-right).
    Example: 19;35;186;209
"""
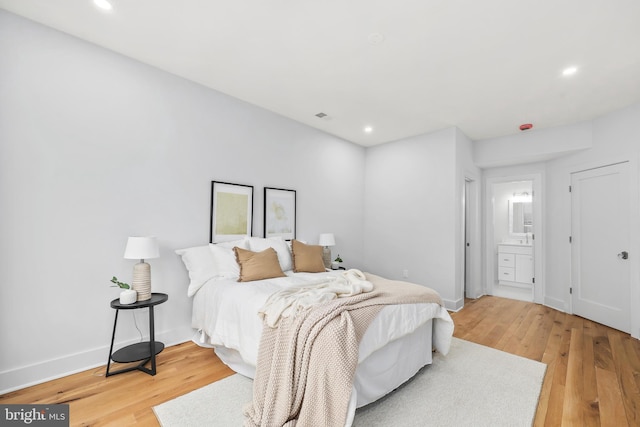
154;338;546;426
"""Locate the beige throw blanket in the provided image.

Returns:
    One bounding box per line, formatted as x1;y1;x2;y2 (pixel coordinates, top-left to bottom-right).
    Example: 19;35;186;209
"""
258;269;374;328
243;273;444;427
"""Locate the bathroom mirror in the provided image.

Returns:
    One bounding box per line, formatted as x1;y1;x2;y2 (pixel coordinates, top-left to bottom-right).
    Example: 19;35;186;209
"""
509;201;533;235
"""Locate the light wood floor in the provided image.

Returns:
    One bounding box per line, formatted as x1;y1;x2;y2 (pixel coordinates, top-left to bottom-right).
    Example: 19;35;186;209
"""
1;296;639;426
454;296;640;427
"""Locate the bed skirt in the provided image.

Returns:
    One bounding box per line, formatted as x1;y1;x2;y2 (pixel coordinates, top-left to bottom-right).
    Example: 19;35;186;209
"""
210;320;434;425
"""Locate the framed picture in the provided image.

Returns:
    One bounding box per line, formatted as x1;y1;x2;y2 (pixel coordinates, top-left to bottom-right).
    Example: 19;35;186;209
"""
210;181;253;243
264;187;296;240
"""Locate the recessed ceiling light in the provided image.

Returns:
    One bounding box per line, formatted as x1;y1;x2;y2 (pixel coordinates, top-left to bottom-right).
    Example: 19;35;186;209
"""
562;66;578;76
94;0;113;12
364;126;373;133
368;33;385;45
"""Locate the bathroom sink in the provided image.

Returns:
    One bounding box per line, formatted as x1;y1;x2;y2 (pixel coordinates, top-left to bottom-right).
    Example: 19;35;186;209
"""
500;240;532;246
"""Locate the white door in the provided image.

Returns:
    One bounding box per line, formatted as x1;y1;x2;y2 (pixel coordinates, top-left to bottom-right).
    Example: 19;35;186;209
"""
571;162;631;333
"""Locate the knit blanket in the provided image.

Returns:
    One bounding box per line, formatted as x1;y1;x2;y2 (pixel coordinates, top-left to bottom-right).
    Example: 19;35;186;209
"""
243;273;445;427
258;269;374;328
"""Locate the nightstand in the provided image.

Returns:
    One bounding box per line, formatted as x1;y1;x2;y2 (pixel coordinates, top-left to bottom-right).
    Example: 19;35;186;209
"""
106;292;168;377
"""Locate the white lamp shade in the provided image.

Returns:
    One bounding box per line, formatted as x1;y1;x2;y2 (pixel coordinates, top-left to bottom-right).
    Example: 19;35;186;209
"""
318;233;335;247
124;236;160;260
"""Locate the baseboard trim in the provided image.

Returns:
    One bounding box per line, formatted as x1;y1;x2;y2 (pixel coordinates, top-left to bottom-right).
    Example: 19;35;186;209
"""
443;297;464;312
0;326;193;395
543;296;566;313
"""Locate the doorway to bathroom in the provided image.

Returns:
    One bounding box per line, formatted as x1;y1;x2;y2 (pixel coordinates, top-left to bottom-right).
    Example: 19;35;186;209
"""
485;174;543;304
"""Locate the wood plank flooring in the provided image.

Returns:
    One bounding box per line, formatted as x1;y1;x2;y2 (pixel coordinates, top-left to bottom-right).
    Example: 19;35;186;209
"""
0;343;235;426
453;296;640;427
2;295;639;426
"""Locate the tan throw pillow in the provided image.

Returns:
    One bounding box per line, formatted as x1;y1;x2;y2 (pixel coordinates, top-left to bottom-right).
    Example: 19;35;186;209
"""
234;247;286;282
291;239;326;273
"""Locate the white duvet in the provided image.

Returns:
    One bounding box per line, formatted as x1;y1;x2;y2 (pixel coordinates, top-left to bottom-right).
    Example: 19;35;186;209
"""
191;270;454;373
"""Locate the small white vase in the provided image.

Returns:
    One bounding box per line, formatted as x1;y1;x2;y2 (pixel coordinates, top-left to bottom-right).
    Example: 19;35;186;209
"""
119;289;137;304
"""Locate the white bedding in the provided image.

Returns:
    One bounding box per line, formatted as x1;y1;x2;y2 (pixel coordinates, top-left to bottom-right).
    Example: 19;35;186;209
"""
191;270;454;414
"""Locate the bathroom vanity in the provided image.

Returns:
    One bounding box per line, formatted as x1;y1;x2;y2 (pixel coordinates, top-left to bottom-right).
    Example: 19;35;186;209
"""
497;243;534;300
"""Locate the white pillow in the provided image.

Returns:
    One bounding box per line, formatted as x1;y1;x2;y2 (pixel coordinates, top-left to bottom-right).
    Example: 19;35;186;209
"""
217;237;250;250
175;245;217;297
209;244;241;279
248;236;293;271
176;238;249;296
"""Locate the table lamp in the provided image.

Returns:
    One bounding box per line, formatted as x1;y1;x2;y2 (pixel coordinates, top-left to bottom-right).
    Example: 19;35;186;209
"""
124;236;160;301
318;233;335;269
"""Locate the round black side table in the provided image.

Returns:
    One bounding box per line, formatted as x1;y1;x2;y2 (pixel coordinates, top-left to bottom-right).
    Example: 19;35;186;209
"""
106;293;168;377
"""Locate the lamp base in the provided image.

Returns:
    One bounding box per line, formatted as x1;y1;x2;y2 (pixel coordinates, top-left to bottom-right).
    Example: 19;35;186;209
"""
132;261;152;301
322;247;331;269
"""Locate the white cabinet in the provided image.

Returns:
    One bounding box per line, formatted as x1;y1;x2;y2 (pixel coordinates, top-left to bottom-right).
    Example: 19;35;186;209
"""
497;245;533;287
515;254;534;284
497;252;515;282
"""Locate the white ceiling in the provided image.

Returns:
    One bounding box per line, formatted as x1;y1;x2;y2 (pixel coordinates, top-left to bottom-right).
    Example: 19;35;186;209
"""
2;0;640;146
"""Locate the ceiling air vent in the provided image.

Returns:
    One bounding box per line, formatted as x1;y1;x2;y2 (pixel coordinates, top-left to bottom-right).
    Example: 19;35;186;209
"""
315;112;327;118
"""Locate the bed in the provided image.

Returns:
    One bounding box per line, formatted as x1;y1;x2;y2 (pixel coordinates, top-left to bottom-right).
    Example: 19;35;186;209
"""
177;236;454;426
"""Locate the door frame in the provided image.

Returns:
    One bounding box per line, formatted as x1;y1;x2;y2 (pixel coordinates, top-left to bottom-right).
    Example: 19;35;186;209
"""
484;173;544;303
568;155;640;339
463;175;481;299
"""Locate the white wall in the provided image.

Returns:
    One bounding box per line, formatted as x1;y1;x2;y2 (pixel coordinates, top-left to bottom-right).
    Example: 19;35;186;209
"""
362;128;481;310
363;127;460;308
474;121;593;168
0;11;366;393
